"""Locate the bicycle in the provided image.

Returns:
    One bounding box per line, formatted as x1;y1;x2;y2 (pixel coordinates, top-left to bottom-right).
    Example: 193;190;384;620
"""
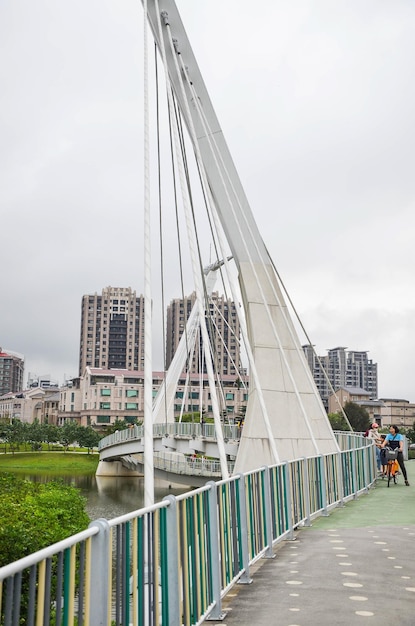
384;447;400;487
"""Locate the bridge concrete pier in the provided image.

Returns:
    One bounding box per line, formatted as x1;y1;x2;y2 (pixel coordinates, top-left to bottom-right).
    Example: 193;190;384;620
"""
96;460;143;477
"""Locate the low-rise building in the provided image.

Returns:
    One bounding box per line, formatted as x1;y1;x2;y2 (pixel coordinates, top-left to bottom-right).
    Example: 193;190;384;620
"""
0;387;60;424
328;386;385;424
59;367;249;431
379;399;415;429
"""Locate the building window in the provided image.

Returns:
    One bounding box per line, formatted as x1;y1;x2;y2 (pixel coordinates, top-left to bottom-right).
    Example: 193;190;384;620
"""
225;393;234;400
101;389;111;396
126;389;138;397
125;402;138;410
97;415;110;424
188;392;199;399
100;402;111;409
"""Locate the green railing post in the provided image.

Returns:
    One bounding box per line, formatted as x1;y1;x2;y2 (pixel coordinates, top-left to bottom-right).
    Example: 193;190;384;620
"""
206;481;227;621
362;446;369;494
351;449;358;499
283;462;295;541
163;495;180;626
336;451;345;508
236;474;253;584
318;455;329;517
88;518;110;626
302;458;312;527
262;466;275;557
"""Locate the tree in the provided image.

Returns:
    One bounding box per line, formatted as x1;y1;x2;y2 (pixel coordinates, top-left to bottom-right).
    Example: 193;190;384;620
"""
406;421;415;444
3;420;26;453
77;426;100;453
103;419;131;435
343;402;371;432
0;474;90;621
26;419;44;451
42;423;60;450
59;421;80;451
327;412;350;431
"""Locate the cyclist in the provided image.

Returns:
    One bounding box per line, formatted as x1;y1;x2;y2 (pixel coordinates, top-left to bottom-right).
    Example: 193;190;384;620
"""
382;425;409;486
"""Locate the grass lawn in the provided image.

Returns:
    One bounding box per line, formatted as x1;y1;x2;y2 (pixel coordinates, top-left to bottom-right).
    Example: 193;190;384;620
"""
0;452;99;474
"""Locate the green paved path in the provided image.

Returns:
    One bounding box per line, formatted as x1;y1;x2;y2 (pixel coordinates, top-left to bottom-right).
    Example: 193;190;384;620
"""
211;461;415;626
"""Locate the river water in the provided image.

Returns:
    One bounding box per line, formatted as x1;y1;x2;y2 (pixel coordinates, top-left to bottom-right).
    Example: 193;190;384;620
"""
15;473;189;522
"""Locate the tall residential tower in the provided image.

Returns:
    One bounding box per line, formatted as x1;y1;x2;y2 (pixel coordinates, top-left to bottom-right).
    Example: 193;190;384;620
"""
79;287;145;375
0;347;24;396
303;345;378;409
165;291;241;377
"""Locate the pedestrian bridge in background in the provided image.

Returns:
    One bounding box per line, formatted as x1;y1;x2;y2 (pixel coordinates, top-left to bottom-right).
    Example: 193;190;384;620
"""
97;422;241;486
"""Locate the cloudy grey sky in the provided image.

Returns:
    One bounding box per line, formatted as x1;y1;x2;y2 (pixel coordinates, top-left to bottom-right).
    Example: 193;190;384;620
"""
1;0;415;400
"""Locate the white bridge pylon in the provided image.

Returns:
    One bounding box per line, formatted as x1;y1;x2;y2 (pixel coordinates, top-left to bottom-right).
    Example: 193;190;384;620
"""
144;0;340;473
152;261;223;426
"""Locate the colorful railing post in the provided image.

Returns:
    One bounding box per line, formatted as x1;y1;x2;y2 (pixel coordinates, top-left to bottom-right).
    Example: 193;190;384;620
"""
206;482;226;621
262;466;275;557
236;474;253;584
282;463;295;541
88;518;111;626
362;445;369;495
163;495;181;626
351;448;358;499
336;451;345;508
318;455;329;516
302;458;312;527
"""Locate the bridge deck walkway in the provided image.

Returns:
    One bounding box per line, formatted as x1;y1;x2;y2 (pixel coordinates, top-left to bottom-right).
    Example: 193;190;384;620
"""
211;460;415;626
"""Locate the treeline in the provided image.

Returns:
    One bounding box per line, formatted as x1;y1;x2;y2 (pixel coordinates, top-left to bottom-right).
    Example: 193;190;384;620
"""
0;419;101;454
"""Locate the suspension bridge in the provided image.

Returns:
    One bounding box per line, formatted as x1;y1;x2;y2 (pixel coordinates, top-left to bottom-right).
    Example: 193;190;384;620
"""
0;1;396;624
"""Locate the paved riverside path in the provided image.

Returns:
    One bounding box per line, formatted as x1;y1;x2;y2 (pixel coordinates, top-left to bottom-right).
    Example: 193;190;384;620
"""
210;461;415;626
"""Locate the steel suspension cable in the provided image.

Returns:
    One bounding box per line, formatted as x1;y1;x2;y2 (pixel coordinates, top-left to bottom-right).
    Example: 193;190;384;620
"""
160;30;279;463
155;5;229;478
142;0;154;508
154;43;169;431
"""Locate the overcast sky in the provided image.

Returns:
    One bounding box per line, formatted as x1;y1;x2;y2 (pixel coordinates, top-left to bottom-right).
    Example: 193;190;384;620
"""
1;0;415;400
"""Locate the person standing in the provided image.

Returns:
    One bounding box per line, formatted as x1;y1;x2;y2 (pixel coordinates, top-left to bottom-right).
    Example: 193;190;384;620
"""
379;434;388;476
367;422;382;473
382;425;410;486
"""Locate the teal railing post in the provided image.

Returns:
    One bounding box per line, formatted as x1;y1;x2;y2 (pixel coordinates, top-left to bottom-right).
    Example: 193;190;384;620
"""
206;481;226;621
363;445;369;494
262;466;276;558
318;455;329;517
302;458;312;527
336;451;345;508
351;448;358;499
283;462;295;541
88;518;111;626
236;474;253;584
163;495;181;626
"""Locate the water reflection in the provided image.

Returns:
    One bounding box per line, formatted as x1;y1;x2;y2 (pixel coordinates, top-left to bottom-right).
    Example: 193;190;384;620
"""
9;473;189;522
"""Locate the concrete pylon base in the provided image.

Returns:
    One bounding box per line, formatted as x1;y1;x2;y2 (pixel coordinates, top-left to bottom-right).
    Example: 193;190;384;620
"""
96;460;142;477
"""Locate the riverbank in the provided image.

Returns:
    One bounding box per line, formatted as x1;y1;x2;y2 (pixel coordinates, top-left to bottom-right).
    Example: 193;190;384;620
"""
0;452;99;474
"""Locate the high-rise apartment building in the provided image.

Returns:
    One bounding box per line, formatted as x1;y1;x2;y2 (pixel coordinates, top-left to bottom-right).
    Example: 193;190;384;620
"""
0;347;24;396
79;287;145;375
165;292;241;377
302;345;378;409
